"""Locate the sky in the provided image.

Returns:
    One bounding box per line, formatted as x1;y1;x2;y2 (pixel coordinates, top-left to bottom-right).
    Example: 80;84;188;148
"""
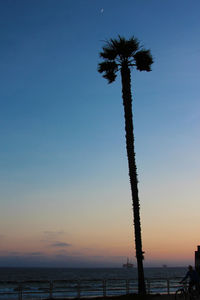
0;0;200;268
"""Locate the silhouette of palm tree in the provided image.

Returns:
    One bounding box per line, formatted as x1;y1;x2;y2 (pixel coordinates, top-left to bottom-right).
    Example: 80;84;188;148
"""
98;36;153;295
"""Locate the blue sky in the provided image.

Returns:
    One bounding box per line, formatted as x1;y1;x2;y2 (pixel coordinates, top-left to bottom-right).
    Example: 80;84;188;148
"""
0;0;200;267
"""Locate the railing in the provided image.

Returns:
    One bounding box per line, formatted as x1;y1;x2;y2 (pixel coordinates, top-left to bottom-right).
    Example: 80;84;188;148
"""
0;277;183;299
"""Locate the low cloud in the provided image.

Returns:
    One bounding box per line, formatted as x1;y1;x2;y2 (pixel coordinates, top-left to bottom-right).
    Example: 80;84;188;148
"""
51;242;72;247
41;231;67;245
43;231;64;240
8;251;20;256
25;252;44;256
7;251;44;257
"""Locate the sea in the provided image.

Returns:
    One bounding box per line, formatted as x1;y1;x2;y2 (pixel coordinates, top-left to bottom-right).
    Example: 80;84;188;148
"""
0;267;187;299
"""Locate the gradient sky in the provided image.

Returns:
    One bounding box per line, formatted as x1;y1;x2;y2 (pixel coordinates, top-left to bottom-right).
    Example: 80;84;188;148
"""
0;0;200;267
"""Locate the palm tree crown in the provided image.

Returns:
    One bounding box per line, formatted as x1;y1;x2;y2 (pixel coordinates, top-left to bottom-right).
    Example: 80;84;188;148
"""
98;35;153;83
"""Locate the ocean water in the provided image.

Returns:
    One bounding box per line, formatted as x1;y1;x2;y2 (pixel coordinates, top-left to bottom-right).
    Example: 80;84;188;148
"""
0;267;187;299
0;267;187;281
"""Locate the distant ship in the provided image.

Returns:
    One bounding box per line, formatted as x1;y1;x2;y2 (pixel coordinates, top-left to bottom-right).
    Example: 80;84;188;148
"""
162;264;168;268
123;258;134;269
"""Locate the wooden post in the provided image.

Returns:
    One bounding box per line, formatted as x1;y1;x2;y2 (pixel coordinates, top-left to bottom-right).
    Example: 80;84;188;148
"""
103;280;106;297
167;279;170;295
147;279;150;294
18;283;22;300
49;281;53;299
77;280;81;299
126;280;130;295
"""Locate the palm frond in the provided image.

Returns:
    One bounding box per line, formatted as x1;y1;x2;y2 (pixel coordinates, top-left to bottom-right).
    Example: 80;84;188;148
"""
98;35;153;84
98;61;118;83
134;50;153;71
103;71;117;84
126;37;140;53
107;35;140;58
98;61;118;74
100;47;118;60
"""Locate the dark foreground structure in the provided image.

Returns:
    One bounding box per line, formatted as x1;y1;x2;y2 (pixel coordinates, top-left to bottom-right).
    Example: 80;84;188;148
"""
0;277;186;300
195;245;200;274
45;295;175;300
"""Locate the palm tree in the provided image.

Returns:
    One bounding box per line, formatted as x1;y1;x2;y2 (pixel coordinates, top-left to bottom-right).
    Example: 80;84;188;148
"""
98;36;153;295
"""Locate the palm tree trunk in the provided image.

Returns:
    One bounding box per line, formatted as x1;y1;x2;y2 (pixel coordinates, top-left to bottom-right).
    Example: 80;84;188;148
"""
121;63;146;295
